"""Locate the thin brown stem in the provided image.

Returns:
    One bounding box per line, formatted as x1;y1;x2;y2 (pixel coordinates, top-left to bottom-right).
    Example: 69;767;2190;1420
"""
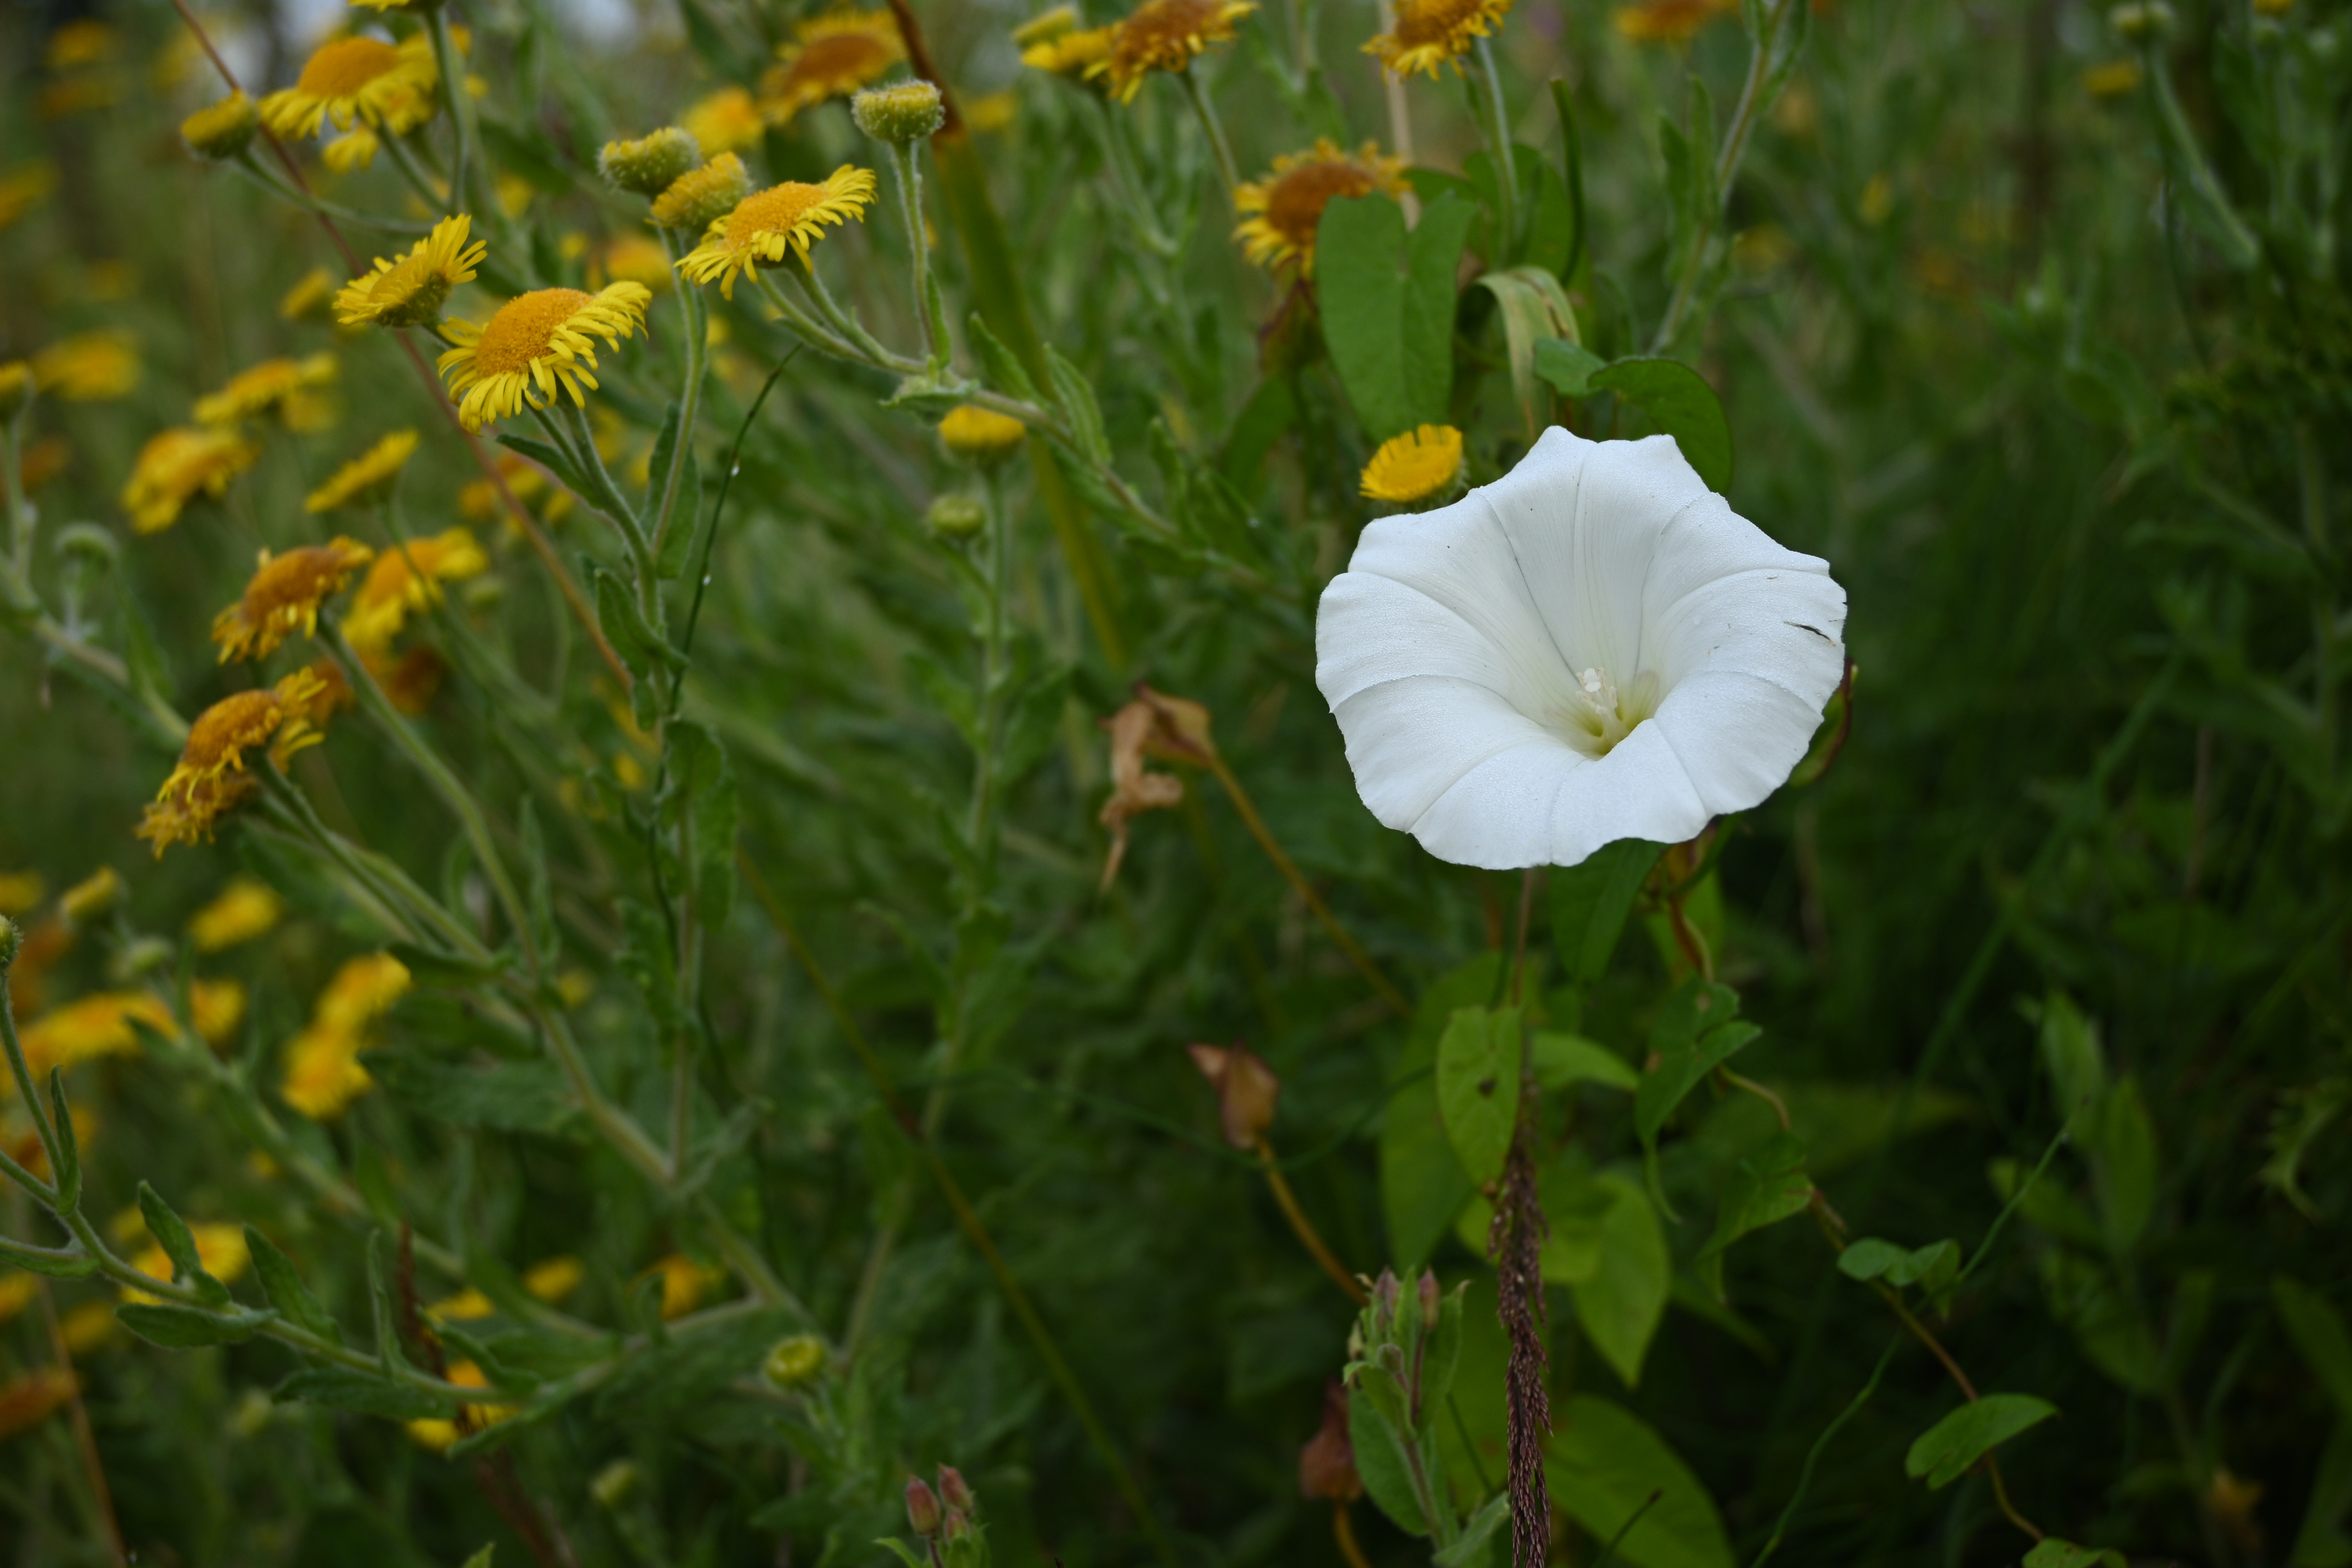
1255;1139;1367;1304
1203;754;1408;1016
1722;1068;1792;1131
37;1281;124;1564
1333;1503;1373;1568
1986;1457;2046;1542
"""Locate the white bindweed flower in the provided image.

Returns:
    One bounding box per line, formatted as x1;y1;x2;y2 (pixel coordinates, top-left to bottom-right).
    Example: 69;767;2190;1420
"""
1315;427;1847;869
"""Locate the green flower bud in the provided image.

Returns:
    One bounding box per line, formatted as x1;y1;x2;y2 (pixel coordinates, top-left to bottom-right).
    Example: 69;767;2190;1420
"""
54;522;120;569
649;152;751;232
905;1475;942;1536
600;127;702;198
182;93;260;160
852;80;946;147
2109;1;2174;39
762;1333;827;1389
591;1459;642;1510
927;493;987;538
0;915;20;971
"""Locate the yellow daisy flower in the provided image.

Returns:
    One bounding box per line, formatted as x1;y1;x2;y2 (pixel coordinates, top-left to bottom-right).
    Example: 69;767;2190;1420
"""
427;1255;584;1322
759;11;906;126
1359;423;1463;503
365;644;448;713
31;330;139;400
313;951;411;1034
648;152;752;231
280;267;337;323
1090;0;1257;102
323;127;382;172
282;1024;372;1119
210;538;377;662
305;429;419;512
436;285;651;432
403;1361;519;1452
259;33;438;139
139;670;332;856
674;167;877;299
334;214;487;330
938;404;1028;466
15;991;173;1076
1364;0;1512;79
193;353;338;427
681;86;765;155
646;1252;728;1319
181;92;259;159
58;868;121;925
1233;139;1409;275
191;977;248;1046
188;877;285;953
345;527;490;650
1611;0;1735;43
595;234;675;292
121;425;261;534
1021;23;1114;79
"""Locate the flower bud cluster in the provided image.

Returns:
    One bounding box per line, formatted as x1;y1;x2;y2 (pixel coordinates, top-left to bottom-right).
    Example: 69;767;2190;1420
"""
903;1465;988;1568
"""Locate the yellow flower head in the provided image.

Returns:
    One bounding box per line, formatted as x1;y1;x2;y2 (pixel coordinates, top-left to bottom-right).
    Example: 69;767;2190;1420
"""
181;92;259;159
316;951;413;1034
188;877;285;952
1364;0;1511;79
141;670;332;856
59;867;122;925
938;404;1028;466
404;1361;518;1452
335;214;486;330
965;89;1020;131
436;284;652;432
122;425;260;534
324;127;382;172
1022;24;1114;77
259;33;438;139
596;234;675;292
648;152;752;231
194;353;338;427
760;11;907;125
210;538;376;662
306;429;420;512
681;86;765;155
191;977;248;1046
1359;423;1463;504
345;528;490;650
32;331;139;401
280;267;337;323
428;1254;584;1321
1233;139;1409;275
1611;0;1735;44
1013;5;1080;46
281;1024;371;1119
647;1252;727;1319
0;871;44;914
674;167;877;299
124;1222;250;1304
46;19;117;68
367;645;449;713
15;992;172;1077
1091;0;1256;101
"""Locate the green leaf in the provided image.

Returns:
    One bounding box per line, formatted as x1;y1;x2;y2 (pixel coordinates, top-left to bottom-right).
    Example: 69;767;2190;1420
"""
138;1181;230;1307
493;433;591;504
0;1236;101;1277
117;1301;274;1348
1316;193;1414;440
1401;193;1476;428
1043;345;1110;464
1436;1494;1510;1568
1586;358;1733;493
1570;1171;1669;1387
1634;982;1756;1207
2276;1277;2352;1420
1381;955;1500;1266
1547;1394;1735;1568
2289;1416;2352;1568
653;447;702;581
384;942;514;990
1472;267;1579;436
1453;1152;1619;1283
517;799;559;965
1904;1394;2059;1489
367;1051;576;1133
1221;374;1296;490
967;313;1040;404
874;1542;929;1568
591;564;686;682
1550;839;1661;987
275;1365;446;1421
2033;992;2107;1119
1533;337;1609;400
1530;1032;1639;1093
2024;1543;2126;1568
2091;1075;2157;1255
1695;1132;1812;1299
1437;1004;1522;1187
246;1225;342;1345
461;1548;496;1568
1347;1374;1430;1536
44;1070;77;1210
1836;1237;1962;1299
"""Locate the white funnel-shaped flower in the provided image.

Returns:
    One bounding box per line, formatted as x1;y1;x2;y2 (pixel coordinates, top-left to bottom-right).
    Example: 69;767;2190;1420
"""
1315;428;1847;869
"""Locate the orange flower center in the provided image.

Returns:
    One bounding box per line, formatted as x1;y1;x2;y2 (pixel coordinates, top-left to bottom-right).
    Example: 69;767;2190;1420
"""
472;289;591;376
725;184;830;245
1117;0;1225;58
241;545;359;619
1266;161;1379;247
1391;0;1485;45
298;38;403;98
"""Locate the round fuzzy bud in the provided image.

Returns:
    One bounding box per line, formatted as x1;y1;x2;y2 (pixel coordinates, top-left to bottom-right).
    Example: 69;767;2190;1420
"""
852;80;946;147
2109;1;2175;38
600;127;702;197
937;404;1026;468
649;152;751;231
0;916;19;970
54;522;120;569
905;1475;943;1537
591;1460;642;1510
0;361;33;422
182;92;259;160
926;493;987;538
112;935;173;980
762;1333;827;1390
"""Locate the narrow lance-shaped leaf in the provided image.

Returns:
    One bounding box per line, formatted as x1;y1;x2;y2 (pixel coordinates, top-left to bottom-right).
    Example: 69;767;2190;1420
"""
1905;1394;2058;1489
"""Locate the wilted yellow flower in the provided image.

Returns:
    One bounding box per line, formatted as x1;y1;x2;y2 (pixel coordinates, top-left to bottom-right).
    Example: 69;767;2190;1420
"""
436;284;652;432
760;11;906;126
938;404;1028;466
1364;0;1511;77
280;267;337;323
681;86;765;155
210;539;376;662
404;1361;518;1452
59;867;121;925
1359;423;1463;503
0;164;58;232
1233;139;1408;275
344;527;490;650
122;1221;251;1304
121;426;259;534
0;871;45;915
259;33;438;139
0;1370;77;1444
1611;0;1735;43
647;1252;727;1319
305;430;419;512
188;878;284;952
32;331;139;401
1092;0;1256;101
335;214;487;330
194;354;338;427
140;670;333;855
674;168;877;299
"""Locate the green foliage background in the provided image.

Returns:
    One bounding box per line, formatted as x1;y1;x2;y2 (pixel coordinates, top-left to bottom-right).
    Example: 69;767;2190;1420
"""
0;0;2347;1562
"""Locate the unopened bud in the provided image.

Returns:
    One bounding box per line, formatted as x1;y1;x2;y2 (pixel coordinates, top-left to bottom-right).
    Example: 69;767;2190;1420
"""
600;127;702;197
1184;1042;1280;1150
906;1475;943;1536
1417;1269;1440;1323
60;867;121;925
936;1465;976;1517
936;404;1027;468
762;1332;827;1389
1298;1380;1364;1501
2109;1;2174;38
852;80;946;147
109;935;173;981
0;916;19;969
54;523;119;570
591;1459;643;1509
649;152;750;232
0;361;32;422
927;493;987;539
181;92;259;160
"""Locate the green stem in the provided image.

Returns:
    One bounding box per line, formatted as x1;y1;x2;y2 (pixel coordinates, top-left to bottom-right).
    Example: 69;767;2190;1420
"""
885;142;942;366
1472;39;1518;264
3;406;33;579
750;271;866;362
1177;69;1242;204
651;231;711;565
227;154;433;233
0;939;68;1208
376;124;450;215
425;9;490;221
544;401;652;580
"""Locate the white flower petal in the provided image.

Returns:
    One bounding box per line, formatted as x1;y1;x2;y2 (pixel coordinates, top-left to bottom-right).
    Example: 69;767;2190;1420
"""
1332;675;1562;836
